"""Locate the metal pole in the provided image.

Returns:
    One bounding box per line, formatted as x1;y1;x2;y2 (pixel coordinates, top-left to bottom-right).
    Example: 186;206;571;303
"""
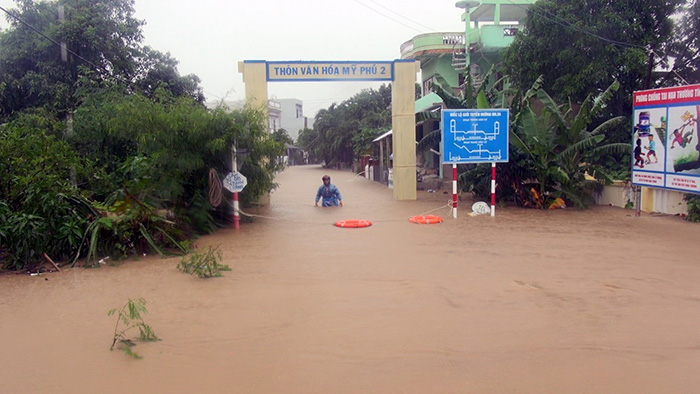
491;162;496;216
452;164;458;218
232;145;240;229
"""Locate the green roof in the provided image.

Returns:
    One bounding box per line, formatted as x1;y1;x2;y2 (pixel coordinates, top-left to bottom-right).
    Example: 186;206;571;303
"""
415;92;443;113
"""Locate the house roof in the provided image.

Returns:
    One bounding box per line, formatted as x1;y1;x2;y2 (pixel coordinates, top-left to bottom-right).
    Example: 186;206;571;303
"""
373;129;392;142
415;92;443;113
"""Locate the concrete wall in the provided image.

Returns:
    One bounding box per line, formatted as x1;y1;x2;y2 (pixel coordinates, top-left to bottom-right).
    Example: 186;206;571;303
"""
596;182;689;215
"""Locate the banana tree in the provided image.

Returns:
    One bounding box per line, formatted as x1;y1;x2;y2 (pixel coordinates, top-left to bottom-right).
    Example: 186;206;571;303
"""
510;78;629;208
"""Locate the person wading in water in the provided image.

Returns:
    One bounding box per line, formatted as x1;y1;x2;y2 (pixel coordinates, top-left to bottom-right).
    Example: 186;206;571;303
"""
314;175;343;207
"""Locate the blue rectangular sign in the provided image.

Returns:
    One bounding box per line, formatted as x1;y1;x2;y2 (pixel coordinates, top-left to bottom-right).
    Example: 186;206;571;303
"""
441;109;509;163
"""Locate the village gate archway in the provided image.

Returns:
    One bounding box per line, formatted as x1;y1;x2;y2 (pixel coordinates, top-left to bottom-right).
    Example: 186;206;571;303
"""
238;60;418;200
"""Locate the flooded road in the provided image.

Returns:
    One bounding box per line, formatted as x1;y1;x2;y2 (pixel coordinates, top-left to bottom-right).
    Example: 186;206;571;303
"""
2;164;700;393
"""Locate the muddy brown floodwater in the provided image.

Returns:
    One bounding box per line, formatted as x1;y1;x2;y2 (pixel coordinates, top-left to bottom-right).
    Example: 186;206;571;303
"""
2;165;700;393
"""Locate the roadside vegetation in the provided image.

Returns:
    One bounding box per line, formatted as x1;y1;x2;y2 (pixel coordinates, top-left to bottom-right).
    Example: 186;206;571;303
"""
297;84;394;168
0;0;284;271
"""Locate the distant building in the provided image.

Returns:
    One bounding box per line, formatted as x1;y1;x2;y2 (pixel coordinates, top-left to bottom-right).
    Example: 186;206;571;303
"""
268;99;282;133
277;99;307;142
401;0;535;96
208;98;311;139
206;98;283;134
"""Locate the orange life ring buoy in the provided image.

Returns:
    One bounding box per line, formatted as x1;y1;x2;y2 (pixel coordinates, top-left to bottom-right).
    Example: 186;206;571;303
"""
334;219;372;228
409;215;443;224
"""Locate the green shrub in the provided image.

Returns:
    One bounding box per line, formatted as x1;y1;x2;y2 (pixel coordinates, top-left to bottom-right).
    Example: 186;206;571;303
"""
177;245;230;278
108;298;159;359
72;195;190;268
684;194;700;222
0;122;91;270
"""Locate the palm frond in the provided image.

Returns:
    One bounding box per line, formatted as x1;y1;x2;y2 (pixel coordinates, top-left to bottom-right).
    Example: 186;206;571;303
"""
417;129;441;153
476;90;489;109
523;75;544;101
536;89;567;130
548;166;570;184
416;111;440;123
590;79;620;118
431;74;467;109
139;224;164;257
584;164;615;185
590;116;627;136
509;129;535;161
557;135;605;161
588;142;632;155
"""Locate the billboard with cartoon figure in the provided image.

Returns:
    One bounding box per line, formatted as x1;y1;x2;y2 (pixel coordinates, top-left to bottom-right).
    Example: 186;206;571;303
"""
632;84;700;194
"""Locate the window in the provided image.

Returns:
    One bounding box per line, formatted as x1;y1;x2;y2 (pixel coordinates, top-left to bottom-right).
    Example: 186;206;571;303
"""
504;28;518;37
422;76;437;97
296;104;303;118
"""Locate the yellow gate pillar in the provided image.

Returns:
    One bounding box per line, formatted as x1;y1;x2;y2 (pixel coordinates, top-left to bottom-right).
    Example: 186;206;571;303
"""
239;59;418;201
237;61;269;115
391;60;418;200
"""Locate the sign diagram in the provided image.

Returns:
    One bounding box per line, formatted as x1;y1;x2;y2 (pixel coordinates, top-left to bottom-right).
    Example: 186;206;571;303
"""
441;109;509;164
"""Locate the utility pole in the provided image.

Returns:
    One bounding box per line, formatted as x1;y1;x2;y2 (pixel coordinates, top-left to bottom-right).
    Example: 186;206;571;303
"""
59;5;76;188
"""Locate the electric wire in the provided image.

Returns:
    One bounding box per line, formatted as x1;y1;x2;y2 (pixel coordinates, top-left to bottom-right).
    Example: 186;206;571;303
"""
504;0;642;49
0;5;118;78
351;0;424;33
365;0;438;32
650;49;691;86
0;4;222;101
504;0;692;85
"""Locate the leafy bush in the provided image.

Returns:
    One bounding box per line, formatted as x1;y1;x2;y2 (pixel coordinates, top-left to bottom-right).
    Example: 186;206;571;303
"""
108;298;159;359
72;194;190;268
72;91;283;227
0;122;92;270
1;90;285;271
684;194;700;222
177;245;230;278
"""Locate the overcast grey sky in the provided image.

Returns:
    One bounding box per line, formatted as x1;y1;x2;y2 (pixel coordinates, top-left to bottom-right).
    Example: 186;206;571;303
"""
1;0;466;117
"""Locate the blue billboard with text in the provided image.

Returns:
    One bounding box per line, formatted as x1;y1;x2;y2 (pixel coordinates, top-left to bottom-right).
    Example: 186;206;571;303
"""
441;109;509;164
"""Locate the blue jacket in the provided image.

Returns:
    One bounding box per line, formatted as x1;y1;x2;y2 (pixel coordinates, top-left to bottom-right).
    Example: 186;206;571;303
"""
315;184;342;207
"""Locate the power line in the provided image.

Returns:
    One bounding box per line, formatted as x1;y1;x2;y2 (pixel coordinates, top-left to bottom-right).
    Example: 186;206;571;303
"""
505;0;643;49
0;4;221;100
505;0;693;85
650;49;690;85
0;5;114;76
365;0;437;32
351;0;424;33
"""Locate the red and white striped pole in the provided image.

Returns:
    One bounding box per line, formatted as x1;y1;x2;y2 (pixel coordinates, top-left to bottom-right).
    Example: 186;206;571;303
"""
490;162;496;216
233;191;240;229
452;163;458;218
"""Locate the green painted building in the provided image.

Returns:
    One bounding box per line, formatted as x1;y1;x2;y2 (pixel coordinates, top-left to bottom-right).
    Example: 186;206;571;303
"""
397;0;536;181
401;0;536;96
